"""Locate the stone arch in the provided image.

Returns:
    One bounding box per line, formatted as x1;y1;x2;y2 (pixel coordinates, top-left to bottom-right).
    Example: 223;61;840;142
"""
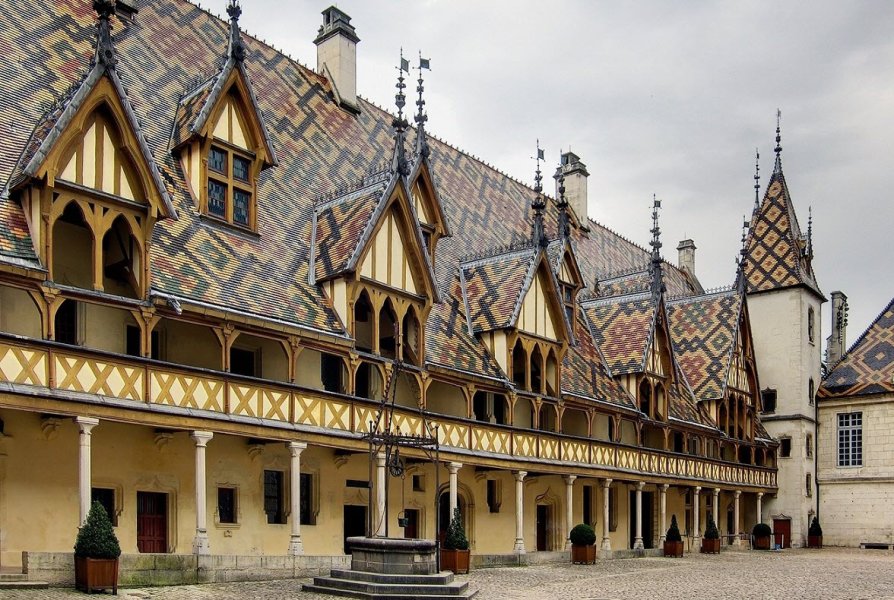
438;480;476;548
534;486;562;551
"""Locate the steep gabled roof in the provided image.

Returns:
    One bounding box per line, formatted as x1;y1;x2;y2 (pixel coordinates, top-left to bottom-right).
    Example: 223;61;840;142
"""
583;292;655;375
459;246;537;333
667;290;743;401
743;170;822;298
820;297;894;399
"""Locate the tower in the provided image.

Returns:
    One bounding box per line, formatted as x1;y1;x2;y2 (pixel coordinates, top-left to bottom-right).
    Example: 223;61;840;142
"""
742;117;825;547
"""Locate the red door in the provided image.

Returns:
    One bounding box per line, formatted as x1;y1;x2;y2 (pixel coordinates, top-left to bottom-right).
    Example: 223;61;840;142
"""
403;509;419;539
137;492;168;553
773;518;791;549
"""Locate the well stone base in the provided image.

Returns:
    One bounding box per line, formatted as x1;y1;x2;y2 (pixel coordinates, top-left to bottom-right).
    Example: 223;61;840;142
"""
346;536;438;575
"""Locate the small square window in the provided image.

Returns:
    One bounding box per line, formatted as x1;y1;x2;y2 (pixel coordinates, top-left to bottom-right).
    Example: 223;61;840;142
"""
208;179;227;217
780;438;792;458
209;147;227;174
412;475;424;492
91;487;117;526
761;389;777;413
218;487;237;524
233;156;250;182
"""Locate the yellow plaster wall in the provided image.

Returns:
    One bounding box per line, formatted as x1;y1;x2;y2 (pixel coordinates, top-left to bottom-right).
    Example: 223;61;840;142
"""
52;220;93;289
517;271;557;341
359;210;419;295
232;334;288;382
0;286;41;338
426;381;466;418
58;113;141;201
83;303;135;354
158;320;220;371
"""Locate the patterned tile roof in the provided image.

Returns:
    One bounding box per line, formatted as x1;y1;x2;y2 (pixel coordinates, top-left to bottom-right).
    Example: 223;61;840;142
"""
583;293;655;375
743;171;822;298
459;247;538;333
820;298;894;399
594;268;652;299
667;290;743;401
667;364;712;427
563;310;636;409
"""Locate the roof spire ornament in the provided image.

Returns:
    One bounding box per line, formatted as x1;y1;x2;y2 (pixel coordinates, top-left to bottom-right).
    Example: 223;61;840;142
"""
649;195;665;298
773;108;783;174
736;214;750;293
391;49;410;177
92;0;117;67
556;158;570;240
226;0;246;63
414;53;431;159
807;205;814;260
752;147;761;216
531;140;547;248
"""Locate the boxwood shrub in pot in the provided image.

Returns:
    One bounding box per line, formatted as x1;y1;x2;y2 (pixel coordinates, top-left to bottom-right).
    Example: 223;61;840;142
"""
701;518;720;554
441;508;470;574
74;501;121;594
752;522;772;550
808;517;823;549
663;514;684;557
569;523;596;564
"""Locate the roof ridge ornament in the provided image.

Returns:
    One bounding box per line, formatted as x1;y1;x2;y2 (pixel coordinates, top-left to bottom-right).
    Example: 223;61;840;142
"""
531;140;547;248
736;214;749;293
92;0;117;68
752;147;761;216
773;108;783;174
414;53;431;159
226;0;246;63
556;156;570;240
391;49;410;177
807;205;814;261
649;194;665;298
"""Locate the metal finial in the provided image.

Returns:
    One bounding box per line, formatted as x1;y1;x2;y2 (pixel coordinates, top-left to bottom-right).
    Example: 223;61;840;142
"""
807;206;814;259
774;109;783;173
226;0;246;62
391;49;410;176
533;139;544;194
649;195;665;298
531;140;547;247
414;53;431;158
753;147;761;213
556;157;569;239
92;0;117;67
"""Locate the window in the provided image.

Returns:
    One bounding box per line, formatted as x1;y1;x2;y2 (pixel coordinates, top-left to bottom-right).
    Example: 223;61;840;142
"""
837;412;863;467
608;485;617;532
673;432;684;453
206;144;254;227
560;282;575;327
217;487;237;524
808;378;815;406
582;485;594;526
808;307;815;343
300;473;315;525
805;473;813;497
486;479;501;513
780;437;792;458
91;487;117;526
320;353;345;393
125;325;161;359
231;347;258;377
263;470;285;524
806;433;813;458
55;300;78;345
761;388;777;413
412;475;424;492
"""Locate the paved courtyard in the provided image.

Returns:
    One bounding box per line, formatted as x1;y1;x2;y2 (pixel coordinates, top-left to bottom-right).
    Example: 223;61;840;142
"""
5;548;894;600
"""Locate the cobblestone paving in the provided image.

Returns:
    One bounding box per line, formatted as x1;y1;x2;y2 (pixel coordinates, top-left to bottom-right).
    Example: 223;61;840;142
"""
5;548;894;600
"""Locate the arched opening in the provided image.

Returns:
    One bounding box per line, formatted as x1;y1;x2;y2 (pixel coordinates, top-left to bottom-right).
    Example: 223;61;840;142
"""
511;340;527;389
393;371;420;410
638;379;652;417
102;215;141;298
718;402;729;436
545;350;559;397
530;346;543;394
355;361;384;400
155;317;220;370
295;348;347;393
229;333;289;381
438;488;470;547
538;402;556;432
426;380;467;418
562;407;589;437
353;291;373;352
654;383;666;420
514;397;534;429
401;307;421;366
0;285;42;338
472;391;508;425
53;202;93;289
54;299;80;345
378;299;397;359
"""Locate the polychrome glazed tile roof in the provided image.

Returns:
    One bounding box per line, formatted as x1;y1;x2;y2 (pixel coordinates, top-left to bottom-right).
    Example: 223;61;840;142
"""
583;293;655;375
563;311;636;409
668;291;743;401
459;247;538;333
820;298;894;399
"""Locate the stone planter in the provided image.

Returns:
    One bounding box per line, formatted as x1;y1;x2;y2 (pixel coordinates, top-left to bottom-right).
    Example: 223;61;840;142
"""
440;548;470;574
663;540;684;557
571;544;596;564
753;535;771;550
808;535;823;548
75;556;118;595
701;538;720;554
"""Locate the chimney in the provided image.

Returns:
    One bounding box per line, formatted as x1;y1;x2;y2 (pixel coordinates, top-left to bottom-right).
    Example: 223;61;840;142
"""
826;291;849;365
314;6;360;113
555;151;590;230
677;239;696;276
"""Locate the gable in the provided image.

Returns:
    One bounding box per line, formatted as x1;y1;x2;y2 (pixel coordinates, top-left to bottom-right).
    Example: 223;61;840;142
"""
517;263;562;341
645;312;672;378
211;92;254;151
359;201;423;295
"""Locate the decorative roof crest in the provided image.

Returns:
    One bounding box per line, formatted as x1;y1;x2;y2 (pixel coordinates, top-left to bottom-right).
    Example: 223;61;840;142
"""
773;108;783;174
531;140;547;248
391;49;410;177
649;195;665;298
92;0;117;67
414;53;431;159
226;0;246;63
556;154;570;240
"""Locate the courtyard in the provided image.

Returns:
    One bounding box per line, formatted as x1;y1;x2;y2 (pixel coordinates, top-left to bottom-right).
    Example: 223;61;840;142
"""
4;548;894;600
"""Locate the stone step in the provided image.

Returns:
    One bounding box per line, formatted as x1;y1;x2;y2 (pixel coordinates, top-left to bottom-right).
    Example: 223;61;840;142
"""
329;568;456;585
0;580;50;590
310;575;470;597
0;573;27;581
302;582;477;600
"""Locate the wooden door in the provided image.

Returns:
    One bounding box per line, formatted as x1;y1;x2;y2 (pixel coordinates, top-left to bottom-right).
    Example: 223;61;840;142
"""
403;508;419;539
343;505;367;554
136;492;167;553
536;505;550;551
773;518;791;548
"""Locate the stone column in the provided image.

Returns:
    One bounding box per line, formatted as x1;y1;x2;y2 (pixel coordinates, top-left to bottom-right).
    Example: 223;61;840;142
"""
733;491;741;546
375;452;386;536
288;441;307;555
712;488;720;530
447;462;462;517
191;431;213;555
633;481;645;550
658;484;669;544
513;471;527;553
692;486;702;548
601;478;613;551
76;417;99;526
563;475;576;550
757;492;763;524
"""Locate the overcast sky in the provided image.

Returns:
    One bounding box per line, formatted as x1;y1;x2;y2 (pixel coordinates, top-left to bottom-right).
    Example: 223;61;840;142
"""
202;0;894;351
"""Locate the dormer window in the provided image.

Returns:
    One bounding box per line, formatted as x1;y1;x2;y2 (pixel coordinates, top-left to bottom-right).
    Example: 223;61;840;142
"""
207;144;254;227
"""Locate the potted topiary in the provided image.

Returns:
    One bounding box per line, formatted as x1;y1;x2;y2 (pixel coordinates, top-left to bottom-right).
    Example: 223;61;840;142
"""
441;508;470;574
752;522;772;550
663;514;684;557
808;517;823;548
74;501;121;594
701;518;720;554
569;523;597;564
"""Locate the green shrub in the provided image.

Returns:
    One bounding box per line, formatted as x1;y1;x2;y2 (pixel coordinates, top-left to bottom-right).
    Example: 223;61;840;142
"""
666;514;682;543
569;523;596;546
444;508;469;551
704;517;719;540
752;522;772;538
808;517;823;537
74;501;121;559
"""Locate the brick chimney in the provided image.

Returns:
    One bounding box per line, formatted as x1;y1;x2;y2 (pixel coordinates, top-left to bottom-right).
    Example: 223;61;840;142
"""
826;291;848;365
555;151;590;230
677;239;696;277
314;6;359;112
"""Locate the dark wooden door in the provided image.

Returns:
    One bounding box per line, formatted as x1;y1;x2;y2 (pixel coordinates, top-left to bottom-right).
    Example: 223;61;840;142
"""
136;492;167;553
642;492;654;549
343;505;367;554
403;508;419;539
536;505;550;551
773;518;791;548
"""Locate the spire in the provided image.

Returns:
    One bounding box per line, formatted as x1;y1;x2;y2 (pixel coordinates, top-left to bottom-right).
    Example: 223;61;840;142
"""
773;109;783;174
649;195;665;298
531;140;547;248
752;147;761;217
414;54;431;159
226;0;246;63
807;205;814;264
92;0;117;67
391;50;410;177
736;215;749;293
556;157;570;240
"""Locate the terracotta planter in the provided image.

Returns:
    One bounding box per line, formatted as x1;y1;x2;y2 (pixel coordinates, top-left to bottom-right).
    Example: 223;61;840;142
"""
571;544;596;564
808;535;823;548
663;540;684;557
75;556;118;595
753;535;771;550
701;538;721;554
441;548;470;574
